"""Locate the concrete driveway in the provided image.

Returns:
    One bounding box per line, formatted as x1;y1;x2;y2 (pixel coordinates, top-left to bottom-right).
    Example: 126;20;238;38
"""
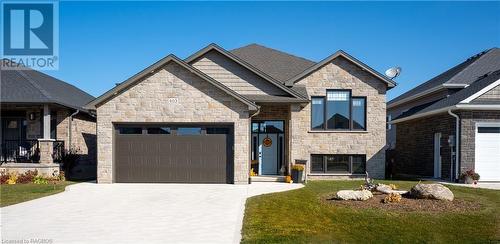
1;182;302;244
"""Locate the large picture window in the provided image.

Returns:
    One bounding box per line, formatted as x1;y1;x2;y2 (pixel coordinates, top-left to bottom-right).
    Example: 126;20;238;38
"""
311;89;366;131
311;154;366;174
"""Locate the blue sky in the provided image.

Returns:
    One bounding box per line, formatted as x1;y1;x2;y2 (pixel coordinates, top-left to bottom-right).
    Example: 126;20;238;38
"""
45;1;500;101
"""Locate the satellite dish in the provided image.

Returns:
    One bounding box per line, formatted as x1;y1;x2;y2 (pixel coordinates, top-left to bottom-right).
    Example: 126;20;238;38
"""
385;67;402;79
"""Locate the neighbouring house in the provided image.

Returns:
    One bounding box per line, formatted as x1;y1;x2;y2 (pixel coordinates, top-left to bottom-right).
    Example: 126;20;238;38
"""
387;48;500;182
0;61;97;178
86;43;396;184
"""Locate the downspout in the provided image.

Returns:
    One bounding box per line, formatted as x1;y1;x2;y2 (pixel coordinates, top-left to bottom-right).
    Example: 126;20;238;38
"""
447;108;460;182
68;110;80;151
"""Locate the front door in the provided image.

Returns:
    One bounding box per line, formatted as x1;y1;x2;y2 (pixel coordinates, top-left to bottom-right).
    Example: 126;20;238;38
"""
251;121;284;175
259;134;278;175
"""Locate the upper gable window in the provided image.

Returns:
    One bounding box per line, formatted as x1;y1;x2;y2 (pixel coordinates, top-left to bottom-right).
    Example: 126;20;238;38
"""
311;90;366;131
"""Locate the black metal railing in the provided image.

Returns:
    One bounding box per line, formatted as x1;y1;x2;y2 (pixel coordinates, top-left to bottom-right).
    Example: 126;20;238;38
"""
53;140;65;163
1;140;40;164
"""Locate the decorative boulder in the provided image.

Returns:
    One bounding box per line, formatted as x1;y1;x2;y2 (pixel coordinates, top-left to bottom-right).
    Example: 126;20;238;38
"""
410;184;454;201
336;190;373;201
376;184;408;195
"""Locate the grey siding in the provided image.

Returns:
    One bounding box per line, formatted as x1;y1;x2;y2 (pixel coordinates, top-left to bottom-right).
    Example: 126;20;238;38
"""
472;84;500;103
192;50;287;95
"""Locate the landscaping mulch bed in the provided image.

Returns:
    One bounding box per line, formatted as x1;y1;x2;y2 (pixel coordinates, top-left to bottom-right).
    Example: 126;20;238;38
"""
323;192;481;213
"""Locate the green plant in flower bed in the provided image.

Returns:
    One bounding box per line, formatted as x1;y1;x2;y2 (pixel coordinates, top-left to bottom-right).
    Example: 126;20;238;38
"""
33;175;49;185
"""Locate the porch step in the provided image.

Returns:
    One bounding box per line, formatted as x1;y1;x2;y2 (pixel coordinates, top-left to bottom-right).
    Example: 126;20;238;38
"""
251;176;286;182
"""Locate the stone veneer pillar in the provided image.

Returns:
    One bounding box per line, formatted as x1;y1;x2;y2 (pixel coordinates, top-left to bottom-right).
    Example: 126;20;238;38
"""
38;139;54;164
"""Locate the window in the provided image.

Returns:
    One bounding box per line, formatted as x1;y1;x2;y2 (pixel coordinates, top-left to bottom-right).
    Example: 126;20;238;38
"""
386;114;392;130
118;127;142;134
206;128;229;134
251;121;284;133
50;112;57;139
147;127;171;134
310;154;366;174
351;155;366;174
311;90;367;131
352;98;366;130
311;98;324;129
478;127;500;133
326;155;350;173
327;91;350;129
177;127;201;135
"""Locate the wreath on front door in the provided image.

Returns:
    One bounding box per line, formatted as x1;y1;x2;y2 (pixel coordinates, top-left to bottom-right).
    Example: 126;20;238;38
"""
263;136;272;147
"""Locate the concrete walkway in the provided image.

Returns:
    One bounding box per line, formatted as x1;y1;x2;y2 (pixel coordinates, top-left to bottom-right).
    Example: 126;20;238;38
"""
1;182;303;244
441;182;500;190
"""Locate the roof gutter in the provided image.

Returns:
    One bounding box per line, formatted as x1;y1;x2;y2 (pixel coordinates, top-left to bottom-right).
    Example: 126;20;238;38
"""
390;106;454;124
388;84;468;109
391;104;500;124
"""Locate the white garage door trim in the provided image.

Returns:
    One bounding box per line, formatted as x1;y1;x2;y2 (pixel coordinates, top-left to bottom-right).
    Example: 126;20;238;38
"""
475;122;500;182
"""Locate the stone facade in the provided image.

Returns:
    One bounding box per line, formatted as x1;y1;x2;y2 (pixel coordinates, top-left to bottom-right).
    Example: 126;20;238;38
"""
95;61;250;184
191;50;286;95
472;84;500;103
290;56;388;179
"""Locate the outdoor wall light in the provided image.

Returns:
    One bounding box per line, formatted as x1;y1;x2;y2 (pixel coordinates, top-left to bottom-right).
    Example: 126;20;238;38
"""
29;112;36;121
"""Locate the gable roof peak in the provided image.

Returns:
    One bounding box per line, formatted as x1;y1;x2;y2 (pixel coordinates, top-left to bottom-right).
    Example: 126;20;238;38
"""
284;49;396;88
185;43;308;100
86;53;258;110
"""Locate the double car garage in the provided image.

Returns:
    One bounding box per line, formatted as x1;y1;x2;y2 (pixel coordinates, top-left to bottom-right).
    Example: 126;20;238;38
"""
114;124;234;183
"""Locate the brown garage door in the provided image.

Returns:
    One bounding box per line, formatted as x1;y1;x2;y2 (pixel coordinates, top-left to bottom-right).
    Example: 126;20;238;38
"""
115;125;233;183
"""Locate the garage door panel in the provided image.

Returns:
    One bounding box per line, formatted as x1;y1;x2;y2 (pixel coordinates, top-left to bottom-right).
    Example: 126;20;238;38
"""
115;126;232;183
475;125;500;182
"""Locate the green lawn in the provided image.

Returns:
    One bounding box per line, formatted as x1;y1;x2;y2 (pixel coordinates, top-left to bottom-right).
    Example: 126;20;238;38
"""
242;180;500;243
0;181;75;207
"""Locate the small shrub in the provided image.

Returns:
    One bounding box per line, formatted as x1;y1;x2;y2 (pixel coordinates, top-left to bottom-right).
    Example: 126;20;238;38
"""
383;193;402;203
285;175;292;183
6;172;18;185
0;172;9;184
57;171;66;181
33;175;48;185
291;165;304;171
460;169;480;181
389;184;398;190
17;170;38;183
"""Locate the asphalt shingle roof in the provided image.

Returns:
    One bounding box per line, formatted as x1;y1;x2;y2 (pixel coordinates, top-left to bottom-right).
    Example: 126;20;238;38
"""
389;48;500;106
394;69;500;120
231;44;316;83
1;63;95;110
